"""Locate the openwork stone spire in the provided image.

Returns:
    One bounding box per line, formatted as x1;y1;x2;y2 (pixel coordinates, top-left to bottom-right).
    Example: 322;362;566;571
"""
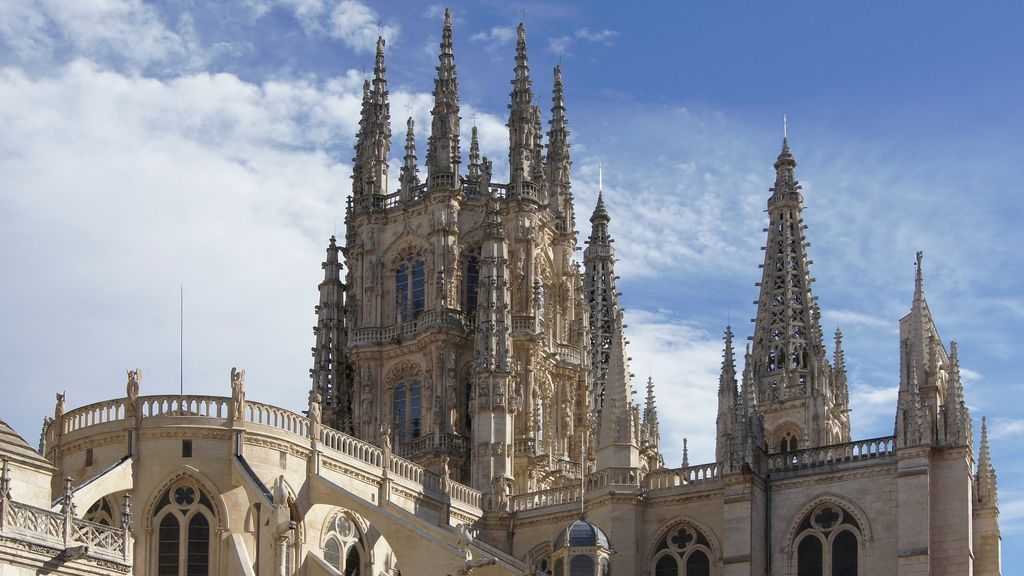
749;137;847;449
641;376;663;471
584;182;616;413
426;9;461;185
468;125;481;180
508;22;542;197
311;236;351;433
352;38;391;209
475;202;511;372
596;309;639;468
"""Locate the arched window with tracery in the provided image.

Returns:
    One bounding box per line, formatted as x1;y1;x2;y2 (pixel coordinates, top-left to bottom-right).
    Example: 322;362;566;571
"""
393;379;423;443
396;254;426;322
651;523;716;575
793;502;862;576
464;249;481;318
152;479;217;576
322;512;366;576
84;495;116;526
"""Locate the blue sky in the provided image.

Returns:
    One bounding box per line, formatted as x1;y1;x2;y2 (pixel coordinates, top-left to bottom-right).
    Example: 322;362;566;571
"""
1;0;1022;567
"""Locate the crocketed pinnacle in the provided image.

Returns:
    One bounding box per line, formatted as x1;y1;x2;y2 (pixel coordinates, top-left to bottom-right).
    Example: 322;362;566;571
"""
400;116;419;194
468;125;481;179
311;235;349;432
352;38;391;203
977;416;998;507
426;8;460;181
547;65;571;216
508;22;540;192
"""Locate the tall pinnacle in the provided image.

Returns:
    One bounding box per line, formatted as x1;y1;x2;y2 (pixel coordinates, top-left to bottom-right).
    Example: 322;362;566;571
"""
400;117;419;197
311;236;350;432
547;65;572;222
468;125;481;180
977;417;998;507
508;22;541;196
426;8;461;184
716;326;739;464
352;37;391;207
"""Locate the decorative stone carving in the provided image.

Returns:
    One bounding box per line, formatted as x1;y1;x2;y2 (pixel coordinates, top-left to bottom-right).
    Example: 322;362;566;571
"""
230;367;246;420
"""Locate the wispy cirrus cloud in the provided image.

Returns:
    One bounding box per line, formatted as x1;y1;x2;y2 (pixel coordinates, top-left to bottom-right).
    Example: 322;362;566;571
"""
329;0;398;53
547;26;620;55
470;26;516;54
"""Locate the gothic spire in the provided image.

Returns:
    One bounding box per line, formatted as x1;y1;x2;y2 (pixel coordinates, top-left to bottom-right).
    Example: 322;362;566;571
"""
475;201;511;371
584;176;617;414
977;417;998;507
310;236;350;432
508;22;541;197
400;116;420;198
749;136;846;448
596;309;639;468
944;341;971;447
426;8;461;185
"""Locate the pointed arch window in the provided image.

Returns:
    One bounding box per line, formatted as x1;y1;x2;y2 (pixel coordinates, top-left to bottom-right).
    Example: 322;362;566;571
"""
322;512;366;576
393;380;423;443
396;255;426;321
152;479;217;576
464;250;481;317
793;503;862;576
651;523;715;575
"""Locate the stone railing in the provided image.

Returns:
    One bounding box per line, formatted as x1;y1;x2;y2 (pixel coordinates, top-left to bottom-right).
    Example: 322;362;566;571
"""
514;437;540;457
646;462;720;490
587;466;641;489
555;343;582;364
349;308;467;346
245;401;309;438
510;483;582;512
554;458;583;479
319;427;383;467
141;395;230;419
511;315;541;334
767;436;896;473
0;499;130;565
57;398;129;438
396;432;470;459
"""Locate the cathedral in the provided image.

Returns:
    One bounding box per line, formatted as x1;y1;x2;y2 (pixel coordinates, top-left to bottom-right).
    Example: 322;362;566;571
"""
0;9;1001;576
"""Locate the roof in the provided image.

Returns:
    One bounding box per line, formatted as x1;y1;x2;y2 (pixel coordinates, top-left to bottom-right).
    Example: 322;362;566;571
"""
0;419;54;470
553;517;611;550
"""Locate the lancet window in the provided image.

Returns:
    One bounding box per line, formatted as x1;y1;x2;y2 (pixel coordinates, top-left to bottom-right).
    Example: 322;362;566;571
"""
153;479;217;576
396;255;426;321
464;250;480;318
393;379;423;443
794;502;861;576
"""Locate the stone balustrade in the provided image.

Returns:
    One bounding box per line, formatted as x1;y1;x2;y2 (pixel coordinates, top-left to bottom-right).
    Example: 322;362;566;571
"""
767;435;896;473
396;432;470;460
646;462;720;490
555;343;582;364
510;483;582;512
0;499;130;565
349;308;466;346
245;401;309;437
141;395;229;419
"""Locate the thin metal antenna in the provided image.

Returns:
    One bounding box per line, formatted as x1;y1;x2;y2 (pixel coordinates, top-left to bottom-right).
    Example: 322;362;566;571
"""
520;6;527;24
179;285;183;396
598;163;603;193
783;114;788;139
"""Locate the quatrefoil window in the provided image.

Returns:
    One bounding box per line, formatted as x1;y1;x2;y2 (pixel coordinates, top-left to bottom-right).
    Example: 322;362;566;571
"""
810;504;842;532
173;485;196;507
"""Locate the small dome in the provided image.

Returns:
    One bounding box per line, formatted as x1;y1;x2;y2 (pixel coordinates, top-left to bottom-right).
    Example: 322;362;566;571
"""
553;517;611;549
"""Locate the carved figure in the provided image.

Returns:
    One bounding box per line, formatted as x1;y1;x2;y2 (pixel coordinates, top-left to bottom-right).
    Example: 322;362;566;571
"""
308;390;322;425
441;455;451;497
360;383;373;428
126;369;140;416
379;423;392;468
230;367;246;420
54;392;65;423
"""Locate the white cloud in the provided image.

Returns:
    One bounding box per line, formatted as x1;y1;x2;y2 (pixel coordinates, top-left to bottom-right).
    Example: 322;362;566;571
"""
328;0;397;54
470;26;516;54
822;309;892;330
547;35;572;56
574;27;619;44
1;0;199;70
989;418;1024;441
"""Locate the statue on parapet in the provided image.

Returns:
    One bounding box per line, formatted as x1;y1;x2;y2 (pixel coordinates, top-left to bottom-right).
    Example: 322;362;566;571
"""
126;369;141;417
54;392;66;425
308;390;322;427
230;368;246;420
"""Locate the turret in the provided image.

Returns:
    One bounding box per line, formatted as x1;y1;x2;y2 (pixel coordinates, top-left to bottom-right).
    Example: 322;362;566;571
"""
426;9;460;188
310;236;351;432
974;416;1002;574
748;135;847;450
831;329;851;443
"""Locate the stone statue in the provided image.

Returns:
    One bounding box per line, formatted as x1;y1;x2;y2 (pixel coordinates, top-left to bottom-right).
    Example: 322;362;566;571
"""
126;369;140;417
230;367;246;420
441;455;451;497
379;423;392;470
491;476;507;512
360;383;373;429
308;390;322;426
54;392;65;423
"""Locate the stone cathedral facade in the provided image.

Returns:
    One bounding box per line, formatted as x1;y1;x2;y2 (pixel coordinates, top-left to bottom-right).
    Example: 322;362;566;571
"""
0;9;1001;576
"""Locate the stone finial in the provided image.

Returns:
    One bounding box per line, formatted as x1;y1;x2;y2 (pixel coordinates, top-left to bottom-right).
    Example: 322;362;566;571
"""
121;493;133;530
1;457;11;501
